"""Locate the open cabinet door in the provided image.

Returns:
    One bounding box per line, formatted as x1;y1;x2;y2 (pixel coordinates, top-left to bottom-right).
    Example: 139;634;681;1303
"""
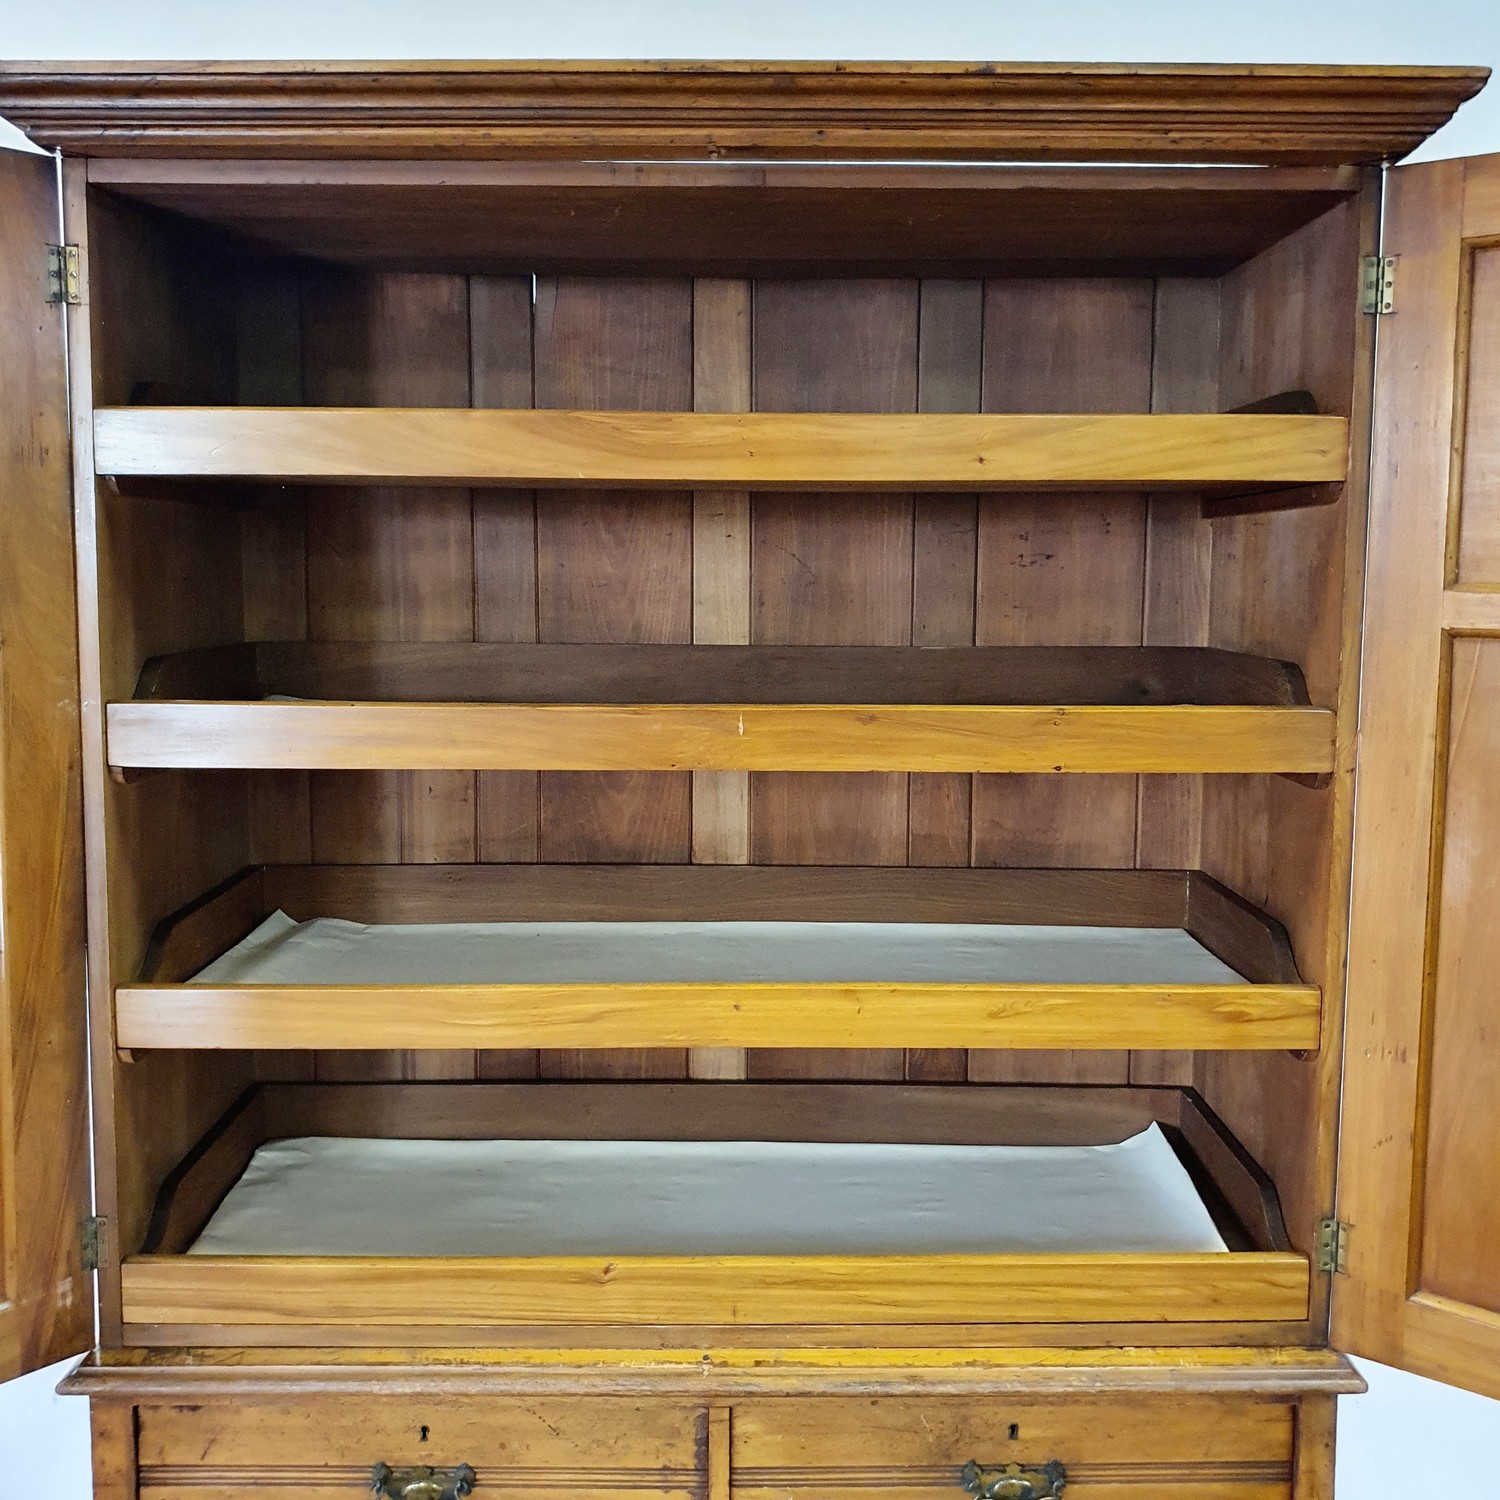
0;146;92;1378
1336;150;1500;1400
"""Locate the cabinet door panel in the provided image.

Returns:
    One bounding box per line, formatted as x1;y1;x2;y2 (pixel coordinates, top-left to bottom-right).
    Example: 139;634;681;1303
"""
1453;246;1500;583
1416;637;1500;1315
0;145;92;1378
1336;149;1500;1398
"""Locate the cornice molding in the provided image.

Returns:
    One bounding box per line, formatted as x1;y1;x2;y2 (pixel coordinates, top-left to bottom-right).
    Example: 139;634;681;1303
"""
0;60;1487;163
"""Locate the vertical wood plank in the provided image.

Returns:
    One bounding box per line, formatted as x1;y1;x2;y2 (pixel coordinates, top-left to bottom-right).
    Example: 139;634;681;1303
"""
1291;1397;1336;1500
690;278;753;1081
691;277;752;870
1132;277;1221;1087
301;271;477;1081
534;276;693;1080
969;279;1152;1086
473;274;540;866
748;279;918;1082
707;1405;732;1500
90;1404;138;1500
236;272;315;1082
910;279;981;870
237;274;309;886
1138;278;1219;875
470;274;542;1082
907;279;983;1083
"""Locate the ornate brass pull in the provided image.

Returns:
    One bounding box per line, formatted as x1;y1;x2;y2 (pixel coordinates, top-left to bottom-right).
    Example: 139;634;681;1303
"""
960;1459;1067;1500
371;1463;477;1500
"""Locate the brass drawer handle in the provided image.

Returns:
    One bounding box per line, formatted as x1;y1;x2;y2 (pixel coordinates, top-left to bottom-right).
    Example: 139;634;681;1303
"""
960;1459;1067;1500
371;1464;477;1500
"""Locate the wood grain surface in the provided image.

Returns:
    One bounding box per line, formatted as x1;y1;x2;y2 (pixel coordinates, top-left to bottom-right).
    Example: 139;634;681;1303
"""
92;406;1350;491
119;1250;1310;1328
81;159;1364;281
0;147;92;1379
0;60;1483;163
115;979;1321;1053
105;700;1336;774
1337;151;1500;1400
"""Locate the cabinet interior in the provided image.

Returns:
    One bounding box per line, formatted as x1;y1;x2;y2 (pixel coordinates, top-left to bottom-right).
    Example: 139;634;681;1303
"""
80;162;1370;1345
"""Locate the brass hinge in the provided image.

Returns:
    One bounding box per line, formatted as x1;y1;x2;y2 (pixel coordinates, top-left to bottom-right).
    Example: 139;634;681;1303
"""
80;1215;106;1273
1361;254;1396;315
46;243;80;305
1317;1216;1350;1274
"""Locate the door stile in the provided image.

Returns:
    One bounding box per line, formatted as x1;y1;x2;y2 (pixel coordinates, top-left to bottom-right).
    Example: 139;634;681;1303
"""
61;155;124;1347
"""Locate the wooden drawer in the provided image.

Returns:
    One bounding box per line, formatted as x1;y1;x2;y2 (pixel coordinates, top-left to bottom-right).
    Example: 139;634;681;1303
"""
135;1398;706;1500
121;1389;1309;1500
730;1396;1294;1500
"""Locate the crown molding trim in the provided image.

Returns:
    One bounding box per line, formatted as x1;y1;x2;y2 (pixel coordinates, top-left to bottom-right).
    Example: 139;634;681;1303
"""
0;60;1487;164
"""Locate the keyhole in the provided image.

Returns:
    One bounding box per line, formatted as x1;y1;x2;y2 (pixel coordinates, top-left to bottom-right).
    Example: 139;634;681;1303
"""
1007;1424;1019;1442
419;1425;430;1443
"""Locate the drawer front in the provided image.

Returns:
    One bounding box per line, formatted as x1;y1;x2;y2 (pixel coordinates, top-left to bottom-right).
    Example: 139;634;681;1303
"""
136;1398;705;1500
730;1396;1293;1500
129;1391;1303;1500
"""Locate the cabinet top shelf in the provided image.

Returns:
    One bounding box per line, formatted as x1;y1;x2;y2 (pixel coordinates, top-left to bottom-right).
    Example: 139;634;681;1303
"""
93;408;1349;494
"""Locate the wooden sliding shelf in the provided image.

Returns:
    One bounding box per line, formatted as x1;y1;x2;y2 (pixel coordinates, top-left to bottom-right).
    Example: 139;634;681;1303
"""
122;1252;1309;1331
91;405;1349;492
119;1082;1309;1331
105;643;1335;774
113;864;1322;1053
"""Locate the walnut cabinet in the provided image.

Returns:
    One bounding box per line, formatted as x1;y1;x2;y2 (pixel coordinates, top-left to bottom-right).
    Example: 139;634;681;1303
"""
0;57;1498;1500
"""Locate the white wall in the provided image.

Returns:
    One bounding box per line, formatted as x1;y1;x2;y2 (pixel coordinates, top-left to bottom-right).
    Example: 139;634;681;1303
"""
1;1358;93;1490
2;2;1497;1493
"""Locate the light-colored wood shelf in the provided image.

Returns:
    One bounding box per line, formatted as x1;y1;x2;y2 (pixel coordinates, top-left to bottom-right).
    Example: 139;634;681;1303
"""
114;864;1322;1054
115;978;1320;1053
106;643;1336;775
120;1249;1310;1330
105;700;1334;774
92;406;1349;492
